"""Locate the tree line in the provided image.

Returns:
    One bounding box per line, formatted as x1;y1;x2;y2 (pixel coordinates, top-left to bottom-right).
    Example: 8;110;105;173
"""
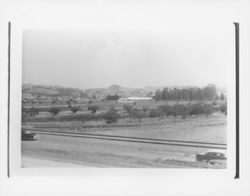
153;84;226;101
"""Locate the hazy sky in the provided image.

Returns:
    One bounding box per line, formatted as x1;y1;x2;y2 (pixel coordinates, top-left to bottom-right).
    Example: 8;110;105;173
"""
22;22;233;89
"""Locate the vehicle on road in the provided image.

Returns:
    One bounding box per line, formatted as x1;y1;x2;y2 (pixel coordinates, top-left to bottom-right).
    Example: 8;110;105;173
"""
208;159;227;166
22;130;37;141
196;149;226;162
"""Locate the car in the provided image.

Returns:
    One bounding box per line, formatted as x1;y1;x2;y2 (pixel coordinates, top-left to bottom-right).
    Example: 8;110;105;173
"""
21;130;37;141
196;149;226;162
208;159;227;166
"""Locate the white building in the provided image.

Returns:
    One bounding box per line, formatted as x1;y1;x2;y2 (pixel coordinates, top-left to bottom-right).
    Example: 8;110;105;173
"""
118;97;152;103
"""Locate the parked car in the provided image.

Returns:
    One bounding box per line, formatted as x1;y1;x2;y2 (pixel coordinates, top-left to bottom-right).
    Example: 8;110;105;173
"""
21;130;37;141
196;149;226;162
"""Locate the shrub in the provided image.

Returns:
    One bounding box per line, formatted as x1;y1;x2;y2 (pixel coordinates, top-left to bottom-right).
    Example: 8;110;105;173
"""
220;93;225;101
104;106;119;123
189;103;214;116
219;103;227;115
149;108;163;118
172;103;190;117
212;100;218;105
66;100;72;108
60;113;102;121
157;105;174;116
28;107;39;116
128;108;145;121
189;103;204;115
71;106;80;114
49;107;61;115
202;104;214;116
123;104;134;113
22;112;28;122
180;106;191;118
106;94;121;101
88;105;98;114
142;106;149;113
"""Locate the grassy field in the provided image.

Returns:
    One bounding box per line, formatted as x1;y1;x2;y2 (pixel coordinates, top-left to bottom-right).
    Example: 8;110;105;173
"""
22;100;227;143
22;99;226;111
22;101;227;168
23;113;226;143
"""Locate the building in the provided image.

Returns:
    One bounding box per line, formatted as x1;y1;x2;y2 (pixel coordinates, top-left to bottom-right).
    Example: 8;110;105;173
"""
118;97;152;103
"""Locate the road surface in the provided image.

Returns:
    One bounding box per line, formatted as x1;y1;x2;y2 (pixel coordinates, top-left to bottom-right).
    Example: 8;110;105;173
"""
22;133;224;168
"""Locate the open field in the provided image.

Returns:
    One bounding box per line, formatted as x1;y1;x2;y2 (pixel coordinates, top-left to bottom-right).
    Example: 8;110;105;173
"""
22;99;226;111
24;114;226;143
22;113;226;168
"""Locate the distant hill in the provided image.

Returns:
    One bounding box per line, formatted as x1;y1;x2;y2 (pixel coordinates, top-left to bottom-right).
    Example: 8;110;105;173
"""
22;84;226;100
22;84;156;99
84;85;153;99
22;85;59;96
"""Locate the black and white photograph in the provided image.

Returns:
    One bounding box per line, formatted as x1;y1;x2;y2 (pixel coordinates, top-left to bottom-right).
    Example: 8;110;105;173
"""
1;0;250;196
21;25;229;168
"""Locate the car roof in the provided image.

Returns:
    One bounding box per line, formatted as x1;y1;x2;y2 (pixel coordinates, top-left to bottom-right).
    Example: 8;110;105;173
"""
206;149;226;154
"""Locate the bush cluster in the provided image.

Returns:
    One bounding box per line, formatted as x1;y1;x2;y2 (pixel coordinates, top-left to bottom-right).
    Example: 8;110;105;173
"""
219;103;227;115
28;107;40;116
103;106;119;123
71;106;80;114
105;94;121;101
49;107;61;115
149;102;217;118
22;101;227;124
88;105;99;114
149;108;163;118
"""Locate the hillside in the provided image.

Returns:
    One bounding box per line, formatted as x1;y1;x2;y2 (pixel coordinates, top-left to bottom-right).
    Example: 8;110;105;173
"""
22;84;155;99
22;84;226;100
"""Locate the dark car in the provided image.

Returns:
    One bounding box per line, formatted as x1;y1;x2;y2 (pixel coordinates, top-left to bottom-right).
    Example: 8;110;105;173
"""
196;149;226;162
21;130;37;141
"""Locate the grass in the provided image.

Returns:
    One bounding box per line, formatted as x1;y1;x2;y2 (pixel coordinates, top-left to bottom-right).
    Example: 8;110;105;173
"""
23;113;227;144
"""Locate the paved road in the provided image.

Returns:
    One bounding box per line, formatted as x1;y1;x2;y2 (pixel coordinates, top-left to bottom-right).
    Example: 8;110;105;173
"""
21;133;218;168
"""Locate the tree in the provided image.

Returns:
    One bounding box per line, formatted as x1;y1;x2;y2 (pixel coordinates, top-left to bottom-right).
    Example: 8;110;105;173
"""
49;107;61;115
28;107;39;116
157;105;173;116
161;88;169;100
202;104;214;116
88;105;98;114
220;93;225;101
142;106;149;113
172;103;190;117
219;103;227;115
22;112;28;122
149;108;163;118
127;108;144;122
123;104;134;113
103;106;119;123
152;84;219;101
202;84;217;101
66;100;72;108
106;94;121;101
153;90;162;101
190;103;204;115
71;106;80;114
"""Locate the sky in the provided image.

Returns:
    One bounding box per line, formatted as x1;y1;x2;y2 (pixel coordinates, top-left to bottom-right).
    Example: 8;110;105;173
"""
22;20;234;89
